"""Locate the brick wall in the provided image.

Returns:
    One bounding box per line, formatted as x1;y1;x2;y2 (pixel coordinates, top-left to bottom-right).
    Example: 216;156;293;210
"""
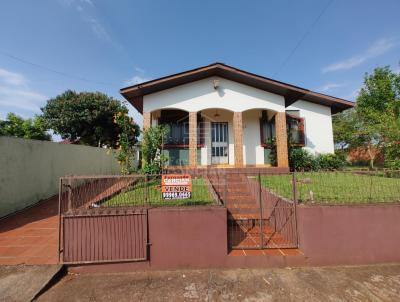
233;112;244;167
275;112;289;168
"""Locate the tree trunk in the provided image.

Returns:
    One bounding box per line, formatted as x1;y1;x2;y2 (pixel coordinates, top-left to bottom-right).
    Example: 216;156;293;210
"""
367;145;375;170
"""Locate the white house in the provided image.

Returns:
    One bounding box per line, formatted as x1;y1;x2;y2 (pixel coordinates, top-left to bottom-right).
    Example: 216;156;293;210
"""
121;63;353;169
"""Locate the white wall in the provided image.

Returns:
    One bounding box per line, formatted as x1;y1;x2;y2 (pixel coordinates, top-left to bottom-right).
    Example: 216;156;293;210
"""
243;110;264;165
144;76;335;161
0;137;122;218
287;100;334;154
143;77;285;113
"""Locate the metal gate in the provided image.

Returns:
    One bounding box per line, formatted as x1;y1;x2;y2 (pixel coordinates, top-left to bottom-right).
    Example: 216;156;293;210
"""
58;176;149;264
224;172;299;250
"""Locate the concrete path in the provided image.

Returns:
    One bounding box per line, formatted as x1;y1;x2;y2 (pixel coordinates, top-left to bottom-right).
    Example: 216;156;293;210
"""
0;197;59;265
0;264;62;302
37;264;400;301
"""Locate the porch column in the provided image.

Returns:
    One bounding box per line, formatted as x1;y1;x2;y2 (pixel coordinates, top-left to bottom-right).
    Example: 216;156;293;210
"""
143;111;151;131
233;112;244;167
275;112;289;168
189;112;197;167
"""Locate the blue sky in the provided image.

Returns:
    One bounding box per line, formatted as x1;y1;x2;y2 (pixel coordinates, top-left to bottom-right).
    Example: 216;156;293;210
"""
0;0;399;131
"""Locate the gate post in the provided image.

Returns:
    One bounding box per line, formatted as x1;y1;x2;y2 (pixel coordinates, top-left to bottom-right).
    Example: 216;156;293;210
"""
67;177;72;213
258;173;264;249
292;171;299;248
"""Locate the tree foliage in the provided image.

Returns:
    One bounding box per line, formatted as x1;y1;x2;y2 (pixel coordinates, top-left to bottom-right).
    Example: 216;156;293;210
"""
0;113;51;141
141;125;169;174
113;111;140;174
333;66;400;168
41;90;138;147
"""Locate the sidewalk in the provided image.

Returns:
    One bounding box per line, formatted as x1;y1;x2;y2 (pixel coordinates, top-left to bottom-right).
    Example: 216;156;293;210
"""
37;264;400;301
0;197;59;265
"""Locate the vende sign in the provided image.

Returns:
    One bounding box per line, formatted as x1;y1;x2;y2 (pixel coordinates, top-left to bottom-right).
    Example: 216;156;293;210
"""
161;174;192;200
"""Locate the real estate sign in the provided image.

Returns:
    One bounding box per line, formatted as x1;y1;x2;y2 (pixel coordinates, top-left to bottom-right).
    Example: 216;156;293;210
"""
161;174;192;200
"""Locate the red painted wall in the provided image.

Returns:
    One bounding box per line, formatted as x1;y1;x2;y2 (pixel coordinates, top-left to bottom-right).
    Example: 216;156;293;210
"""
148;206;227;269
297;204;400;266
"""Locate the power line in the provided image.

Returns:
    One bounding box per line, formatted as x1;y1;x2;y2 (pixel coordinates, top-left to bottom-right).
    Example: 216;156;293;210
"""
273;0;334;77
0;50;119;87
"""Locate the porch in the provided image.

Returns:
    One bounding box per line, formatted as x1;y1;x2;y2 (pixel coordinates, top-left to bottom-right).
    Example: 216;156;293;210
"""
145;108;305;169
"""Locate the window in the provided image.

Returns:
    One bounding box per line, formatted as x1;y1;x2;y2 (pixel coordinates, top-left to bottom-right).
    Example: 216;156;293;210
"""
260;111;275;146
259;110;305;147
286;111;305;146
159;110;204;146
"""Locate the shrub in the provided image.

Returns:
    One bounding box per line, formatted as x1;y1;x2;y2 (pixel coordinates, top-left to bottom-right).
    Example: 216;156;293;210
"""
316;153;345;170
141;125;169;174
289;148;345;171
289;148;318;171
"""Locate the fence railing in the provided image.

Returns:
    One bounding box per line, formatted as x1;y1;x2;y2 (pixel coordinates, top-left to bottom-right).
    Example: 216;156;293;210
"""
59;174;221;214
262;170;400;205
58;169;400;262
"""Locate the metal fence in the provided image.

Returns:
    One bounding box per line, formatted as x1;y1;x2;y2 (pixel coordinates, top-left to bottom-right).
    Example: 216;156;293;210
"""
59;174;221;214
262;170;400;205
58;173;221;263
58;169;400;263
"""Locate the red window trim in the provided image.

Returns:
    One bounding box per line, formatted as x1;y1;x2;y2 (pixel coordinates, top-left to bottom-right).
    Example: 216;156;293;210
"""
259;113;305;147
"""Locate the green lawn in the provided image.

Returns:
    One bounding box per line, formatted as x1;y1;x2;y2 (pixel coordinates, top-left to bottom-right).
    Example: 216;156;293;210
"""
102;177;215;207
260;172;400;204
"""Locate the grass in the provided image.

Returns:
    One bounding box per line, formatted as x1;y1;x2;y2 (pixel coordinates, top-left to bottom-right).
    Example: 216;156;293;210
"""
260;172;400;204
102;177;215;207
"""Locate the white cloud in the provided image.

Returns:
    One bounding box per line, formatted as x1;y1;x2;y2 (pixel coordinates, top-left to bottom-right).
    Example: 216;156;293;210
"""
124;75;150;86
58;0;112;42
316;83;344;93
322;38;397;73
0;68;27;86
0;68;47;118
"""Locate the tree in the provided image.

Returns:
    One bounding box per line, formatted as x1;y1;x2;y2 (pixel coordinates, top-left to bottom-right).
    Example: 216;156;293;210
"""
333;66;400;168
141;125;169;174
0;113;51;140
41;90;138;147
113;111;141;174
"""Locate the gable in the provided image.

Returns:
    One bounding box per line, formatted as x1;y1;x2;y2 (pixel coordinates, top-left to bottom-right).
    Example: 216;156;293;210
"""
143;76;285;113
121;63;354;114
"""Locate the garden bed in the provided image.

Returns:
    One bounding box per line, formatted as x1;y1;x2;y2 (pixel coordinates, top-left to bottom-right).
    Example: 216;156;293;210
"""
261;171;400;204
101;177;215;207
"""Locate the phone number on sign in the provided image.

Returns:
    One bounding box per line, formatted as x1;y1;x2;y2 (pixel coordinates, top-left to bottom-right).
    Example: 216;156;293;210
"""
162;192;192;200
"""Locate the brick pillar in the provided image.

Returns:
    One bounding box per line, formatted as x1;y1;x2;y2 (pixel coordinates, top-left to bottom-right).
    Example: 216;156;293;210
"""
275;112;289;168
143;112;151;131
233;112;244;167
189;112;197;167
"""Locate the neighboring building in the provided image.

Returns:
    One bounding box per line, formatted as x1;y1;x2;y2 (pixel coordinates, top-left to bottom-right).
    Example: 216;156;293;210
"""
120;63;353;168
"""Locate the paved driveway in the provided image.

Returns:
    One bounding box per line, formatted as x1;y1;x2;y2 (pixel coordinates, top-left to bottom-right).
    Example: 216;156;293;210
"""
0;197;59;265
37;264;400;302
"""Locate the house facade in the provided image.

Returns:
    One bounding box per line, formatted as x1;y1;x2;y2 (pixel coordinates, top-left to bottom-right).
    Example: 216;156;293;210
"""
121;63;353;169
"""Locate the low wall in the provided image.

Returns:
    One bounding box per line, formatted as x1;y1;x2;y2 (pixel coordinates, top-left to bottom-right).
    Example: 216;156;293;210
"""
0;137;121;218
68;206;227;272
297;204;400;266
148;206;227;269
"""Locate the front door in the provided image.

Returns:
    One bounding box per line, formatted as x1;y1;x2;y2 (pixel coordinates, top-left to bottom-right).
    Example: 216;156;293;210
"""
211;122;229;164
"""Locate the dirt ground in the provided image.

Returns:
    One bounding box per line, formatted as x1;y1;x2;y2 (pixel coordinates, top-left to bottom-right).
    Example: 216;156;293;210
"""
36;264;400;302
